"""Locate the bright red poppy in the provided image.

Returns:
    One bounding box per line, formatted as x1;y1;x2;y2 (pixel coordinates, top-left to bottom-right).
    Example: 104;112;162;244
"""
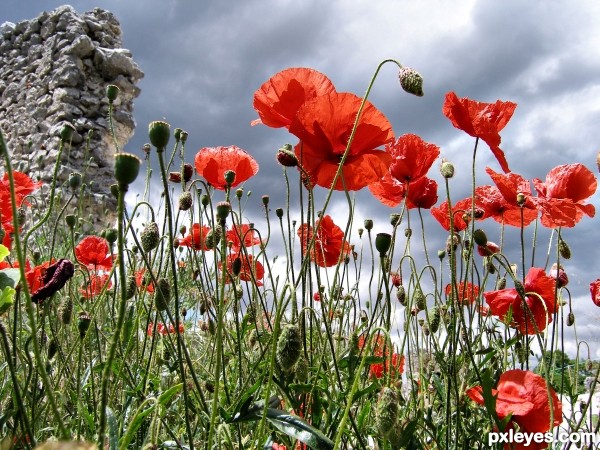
220;252;264;286
430;197;480;232
0;171;42;248
194;146;259;190
226;224;262;252
590;279;600;307
532;163;596;228
484;168;538;226
289;92;394;191
358;333;404;379
444;282;479;305
443;92;517;173
179;223;212;251
75;236;113;270
387;134;440;183
80;273;112;299
370;174;438;209
135;269;155;293
467;369;561;450
2;171;42;205
484;267;557;335
25;260;54;293
252;67;336;129
297;215;351;267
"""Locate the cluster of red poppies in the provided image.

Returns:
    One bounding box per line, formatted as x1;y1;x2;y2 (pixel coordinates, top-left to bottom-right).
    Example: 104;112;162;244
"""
0;171;42;249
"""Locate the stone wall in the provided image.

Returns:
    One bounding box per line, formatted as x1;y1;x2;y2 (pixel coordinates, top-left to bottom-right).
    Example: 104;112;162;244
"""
0;5;143;222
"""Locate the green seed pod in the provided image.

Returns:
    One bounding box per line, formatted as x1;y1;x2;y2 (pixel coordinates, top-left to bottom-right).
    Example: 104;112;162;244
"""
178;191;193;211
472;229;488;247
77;312;92;339
148;121;171;150
216;201;231;221
276;324;302;372
398;67;424;97
375;387;399;439
106;84;119;102
364;219;373;231
140;222;160;252
224;170;236;186
60;123;76;142
104;228;118;245
154;278;171;311
69;172;82;190
440;159;455;179
114;153;142;188
47;338;59;360
375;233;392;256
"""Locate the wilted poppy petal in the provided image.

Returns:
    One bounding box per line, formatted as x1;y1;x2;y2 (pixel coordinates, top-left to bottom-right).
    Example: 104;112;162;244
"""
252;67;336;128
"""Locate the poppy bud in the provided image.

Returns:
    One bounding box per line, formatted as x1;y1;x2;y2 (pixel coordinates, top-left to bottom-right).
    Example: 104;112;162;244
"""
69;172;82;190
437;249;446;260
472;229;487;246
59;298;73;324
142;143;151;155
414;288;426;311
169;172;182;183
235;188;243;199
276;324;302;372
106;84;119;102
558;238;571;260
276;145;298;167
205;227;221;249
141;222;160;252
125;275;137;300
77;311;91;339
357;228;363;238
364;219;373;231
262;195;269;206
597;150;600;173
360;310;368;323
148;121;171;150
216;201;231;221
104;228;118;245
110;183;119;198
32;251;41;264
398;67;424;97
446;234;460;254
440;159;455;178
180;130;188;143
178;191;193;211
550;263;569;288
174;128;182;141
224;170;236;186
375;233;392;256
516;192;526;206
231;257;242;276
428;307;441;333
114;153;142;188
495;277;507;290
404;228;412;238
60;123;76;142
375;387;399;439
47;338;59;360
173;237;179;248
201;194;209;207
183;163;193;182
396;285;406;306
567;312;575;326
154;278;171;311
390;213;401;226
275;208;283;219
179;225;186;236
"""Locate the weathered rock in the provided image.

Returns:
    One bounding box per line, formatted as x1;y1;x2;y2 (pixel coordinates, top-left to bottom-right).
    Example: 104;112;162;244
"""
0;5;143;226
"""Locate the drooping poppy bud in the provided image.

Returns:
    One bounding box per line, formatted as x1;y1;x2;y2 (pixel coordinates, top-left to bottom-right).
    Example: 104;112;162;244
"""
182;163;194;182
178;191;193;211
154;278;171;311
276;324;302;372
398;67;424;97
375;387;399;439
140;222;160;253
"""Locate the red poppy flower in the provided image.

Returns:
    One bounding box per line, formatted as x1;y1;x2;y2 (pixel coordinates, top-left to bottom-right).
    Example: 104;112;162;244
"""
290;92;394;191
484;267;557;335
25;260;55;293
590;279;600;307
444;282;479;305
358;333;404;379
549;263;568;288
467;369;561;449
75;236;113;270
532;163;597;228
477;241;500;257
387;134;440;183
226;224;262;252
1;171;42;206
430;197;479;232
484;168;538;226
179;224;212;251
443;92;517;173
194;145;259;190
370;175;438;209
252;67;336;129
80;273;112;299
135;269;155;293
221;252;264;286
297;215;351;267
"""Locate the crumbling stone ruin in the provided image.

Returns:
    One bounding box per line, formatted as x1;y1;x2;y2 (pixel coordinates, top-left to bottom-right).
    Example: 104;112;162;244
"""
0;5;143;224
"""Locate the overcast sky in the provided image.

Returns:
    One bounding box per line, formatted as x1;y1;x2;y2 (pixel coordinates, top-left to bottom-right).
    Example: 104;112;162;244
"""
4;1;600;357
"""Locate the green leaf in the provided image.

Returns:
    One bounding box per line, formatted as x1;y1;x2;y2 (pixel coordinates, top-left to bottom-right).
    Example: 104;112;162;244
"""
0;245;9;261
0;268;20;290
0;287;15;314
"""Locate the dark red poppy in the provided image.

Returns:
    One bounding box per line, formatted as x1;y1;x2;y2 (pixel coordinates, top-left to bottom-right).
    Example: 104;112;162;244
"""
289;92;394;191
252;67;336;129
179;223;212;251
467;369;561;449
549;263;568;288
590;279;600;307
430;197;478;232
484;267;557;335
75;236;113;270
485;168;538;226
80;273;112;299
297;215;351;267
220;252;264;286
477;241;500;257
226;224;262;252
445;281;479;305
31;259;75;304
443;92;517;173
25;260;54;294
358;333;404;379
532;163;596;228
194;145;259;190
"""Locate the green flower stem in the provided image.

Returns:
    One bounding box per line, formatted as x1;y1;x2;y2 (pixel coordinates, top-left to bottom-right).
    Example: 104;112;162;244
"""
1;129;69;439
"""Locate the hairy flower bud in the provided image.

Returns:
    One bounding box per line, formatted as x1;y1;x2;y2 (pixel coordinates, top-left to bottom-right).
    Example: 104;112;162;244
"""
276;324;302;372
140;222;160;252
558;238;571;260
178;191;193;211
154;278;171;311
375;387;399;438
398;67;424;97
440;160;455;179
276;144;298;167
472;229;487;247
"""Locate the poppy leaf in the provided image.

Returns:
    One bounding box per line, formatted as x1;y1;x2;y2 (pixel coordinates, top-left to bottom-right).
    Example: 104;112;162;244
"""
0;286;15;314
0;268;20;290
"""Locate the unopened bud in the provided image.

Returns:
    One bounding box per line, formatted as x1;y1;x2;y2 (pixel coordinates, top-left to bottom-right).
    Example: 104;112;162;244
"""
398;67;424;97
